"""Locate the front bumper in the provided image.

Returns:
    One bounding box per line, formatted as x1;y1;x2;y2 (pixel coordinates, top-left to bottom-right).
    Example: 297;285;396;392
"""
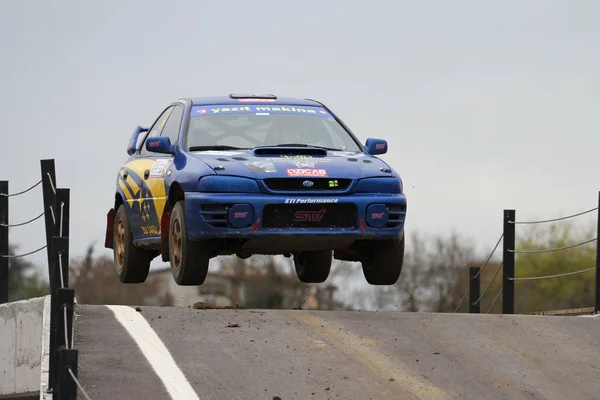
183;192;406;241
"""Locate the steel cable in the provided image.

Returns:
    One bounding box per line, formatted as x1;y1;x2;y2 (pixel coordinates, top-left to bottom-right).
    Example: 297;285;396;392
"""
510;207;598;225
486;287;503;313
474;233;504;279
48;205;55;225
473;262;503;306
46;173;56;194
0;245;47;258
510;238;596;254
454;233;503;313
0;179;42;197
59;201;64;237
68;368;92;400
0;212;44;228
63;306;69;349
453;287;470;313
508;267;595;281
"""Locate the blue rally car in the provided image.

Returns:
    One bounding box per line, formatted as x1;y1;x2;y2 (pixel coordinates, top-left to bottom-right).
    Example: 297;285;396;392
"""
104;94;407;286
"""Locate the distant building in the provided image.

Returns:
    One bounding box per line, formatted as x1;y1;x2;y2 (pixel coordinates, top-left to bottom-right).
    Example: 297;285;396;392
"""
146;263;341;310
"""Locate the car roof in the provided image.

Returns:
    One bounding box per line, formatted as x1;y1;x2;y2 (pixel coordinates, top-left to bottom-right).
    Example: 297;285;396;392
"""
185;95;324;107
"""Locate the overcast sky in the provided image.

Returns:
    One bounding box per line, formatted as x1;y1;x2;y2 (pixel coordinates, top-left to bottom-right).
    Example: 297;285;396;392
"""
1;1;599;286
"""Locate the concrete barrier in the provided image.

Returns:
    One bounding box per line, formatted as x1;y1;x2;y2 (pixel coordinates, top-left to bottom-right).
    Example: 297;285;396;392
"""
0;296;48;399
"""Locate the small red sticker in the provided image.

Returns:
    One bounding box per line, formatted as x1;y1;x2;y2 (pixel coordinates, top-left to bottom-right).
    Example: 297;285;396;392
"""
197;109;207;114
286;168;328;177
375;143;385;150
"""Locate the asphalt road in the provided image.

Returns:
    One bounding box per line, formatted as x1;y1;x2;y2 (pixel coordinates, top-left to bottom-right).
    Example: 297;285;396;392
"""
73;305;600;400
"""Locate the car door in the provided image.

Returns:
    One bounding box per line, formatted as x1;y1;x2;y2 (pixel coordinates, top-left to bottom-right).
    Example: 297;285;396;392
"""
138;104;183;238
120;106;174;240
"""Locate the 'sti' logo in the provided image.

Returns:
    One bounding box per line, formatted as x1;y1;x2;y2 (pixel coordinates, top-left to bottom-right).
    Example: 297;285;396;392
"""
294;209;327;222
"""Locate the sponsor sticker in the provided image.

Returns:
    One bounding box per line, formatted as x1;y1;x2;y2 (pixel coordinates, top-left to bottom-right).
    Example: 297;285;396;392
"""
371;212;385;219
190;105;333;118
248;161;276;173
194;150;243;156
149;159;171;179
287;168;328;177
233;211;249;218
285;198;339;204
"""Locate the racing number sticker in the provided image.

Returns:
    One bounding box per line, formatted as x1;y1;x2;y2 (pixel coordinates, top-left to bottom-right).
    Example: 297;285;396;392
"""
149;159;170;179
286;168;328;177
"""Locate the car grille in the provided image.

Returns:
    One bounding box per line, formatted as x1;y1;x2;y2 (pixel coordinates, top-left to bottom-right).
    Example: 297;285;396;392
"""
263;178;352;192
199;204;231;228
262;203;357;229
386;204;406;228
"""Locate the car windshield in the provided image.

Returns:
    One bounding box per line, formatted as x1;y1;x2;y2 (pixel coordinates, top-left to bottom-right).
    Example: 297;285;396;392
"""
185;104;362;152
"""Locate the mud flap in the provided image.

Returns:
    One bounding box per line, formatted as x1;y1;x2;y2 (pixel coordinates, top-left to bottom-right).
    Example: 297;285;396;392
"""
104;208;116;249
160;207;171;261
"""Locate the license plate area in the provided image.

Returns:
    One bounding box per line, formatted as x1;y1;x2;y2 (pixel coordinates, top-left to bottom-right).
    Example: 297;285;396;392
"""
262;203;357;228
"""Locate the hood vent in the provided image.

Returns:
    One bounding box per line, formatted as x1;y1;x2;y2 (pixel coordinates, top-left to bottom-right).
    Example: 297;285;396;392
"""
252;147;328;157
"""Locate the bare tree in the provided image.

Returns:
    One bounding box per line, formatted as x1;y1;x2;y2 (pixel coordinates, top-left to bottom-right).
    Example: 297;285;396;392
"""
359;230;477;312
70;244;172;306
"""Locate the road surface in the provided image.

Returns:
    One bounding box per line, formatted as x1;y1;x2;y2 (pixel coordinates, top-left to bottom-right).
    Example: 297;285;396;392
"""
72;304;600;400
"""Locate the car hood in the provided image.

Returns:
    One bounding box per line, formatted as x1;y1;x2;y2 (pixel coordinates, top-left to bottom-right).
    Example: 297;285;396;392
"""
187;147;394;180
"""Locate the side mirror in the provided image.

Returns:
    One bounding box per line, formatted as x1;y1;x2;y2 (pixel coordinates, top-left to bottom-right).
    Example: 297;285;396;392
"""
127;126;149;155
365;138;388;155
145;136;174;154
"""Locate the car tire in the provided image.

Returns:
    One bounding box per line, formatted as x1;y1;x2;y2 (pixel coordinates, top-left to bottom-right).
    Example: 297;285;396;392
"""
294;250;332;283
361;234;405;285
113;205;152;283
169;200;210;285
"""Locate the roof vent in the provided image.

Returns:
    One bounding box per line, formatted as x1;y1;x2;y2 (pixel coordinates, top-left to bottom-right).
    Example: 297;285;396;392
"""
229;93;277;99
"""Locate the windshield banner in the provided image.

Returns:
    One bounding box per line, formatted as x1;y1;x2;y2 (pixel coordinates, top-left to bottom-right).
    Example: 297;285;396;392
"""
191;105;333;118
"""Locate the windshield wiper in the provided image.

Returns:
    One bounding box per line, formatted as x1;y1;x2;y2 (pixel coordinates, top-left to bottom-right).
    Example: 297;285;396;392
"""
271;143;343;151
189;145;249;151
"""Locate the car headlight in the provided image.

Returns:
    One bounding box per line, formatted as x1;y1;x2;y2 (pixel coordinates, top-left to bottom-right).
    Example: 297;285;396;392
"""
198;176;260;193
355;177;402;194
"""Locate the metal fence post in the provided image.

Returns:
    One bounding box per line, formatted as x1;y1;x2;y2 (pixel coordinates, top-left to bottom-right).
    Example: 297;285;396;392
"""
56;348;78;400
0;181;8;304
41;160;58;391
56;288;74;350
503;209;515;314
41;160;57;272
49;190;70;393
595;191;600;314
469;267;481;313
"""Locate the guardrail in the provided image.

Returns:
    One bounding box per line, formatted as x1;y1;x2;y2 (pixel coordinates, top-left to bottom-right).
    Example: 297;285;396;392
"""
0;159;91;399
454;192;600;315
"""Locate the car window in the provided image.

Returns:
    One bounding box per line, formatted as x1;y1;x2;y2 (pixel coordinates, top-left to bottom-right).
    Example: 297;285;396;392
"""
185;104;362;152
160;105;183;146
140;107;174;156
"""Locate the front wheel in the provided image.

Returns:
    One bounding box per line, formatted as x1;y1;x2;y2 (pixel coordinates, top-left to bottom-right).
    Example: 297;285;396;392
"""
113;205;152;283
361;234;405;285
169;201;210;285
